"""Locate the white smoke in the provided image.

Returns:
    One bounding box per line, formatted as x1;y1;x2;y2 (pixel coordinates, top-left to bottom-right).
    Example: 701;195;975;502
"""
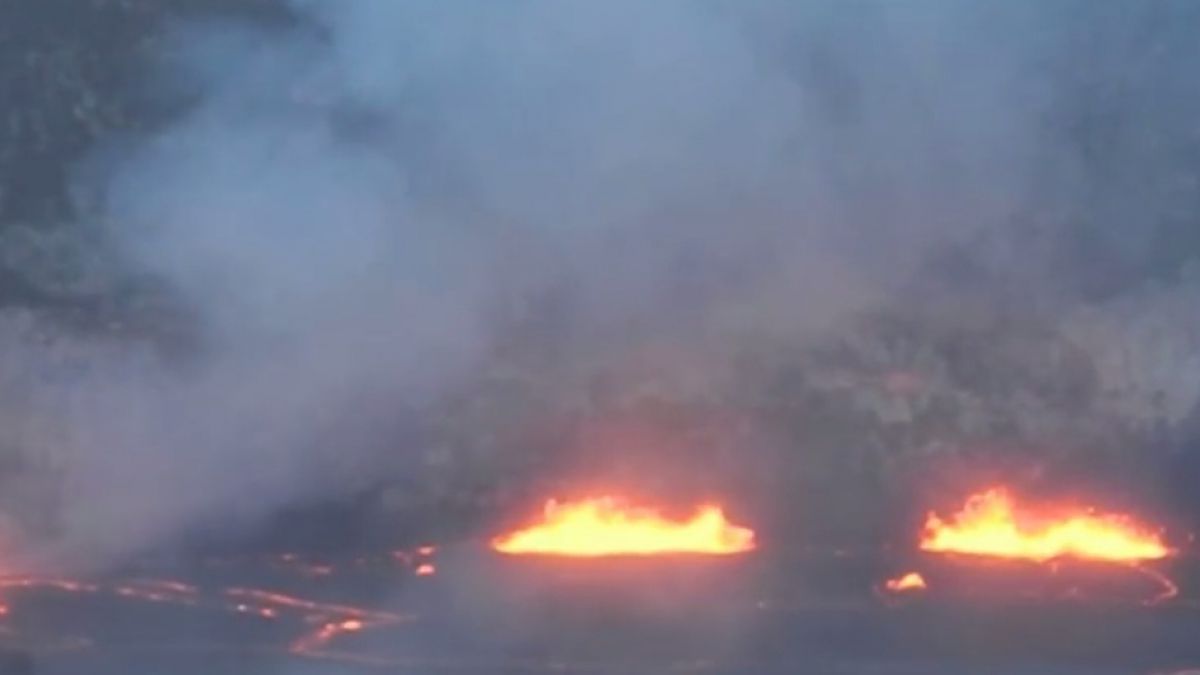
6;0;1198;568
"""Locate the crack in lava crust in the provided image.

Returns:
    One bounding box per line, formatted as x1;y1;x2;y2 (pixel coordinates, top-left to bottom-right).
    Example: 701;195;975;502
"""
0;547;434;665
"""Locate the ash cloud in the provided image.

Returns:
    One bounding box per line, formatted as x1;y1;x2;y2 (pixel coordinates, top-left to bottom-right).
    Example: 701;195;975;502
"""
1;1;1199;567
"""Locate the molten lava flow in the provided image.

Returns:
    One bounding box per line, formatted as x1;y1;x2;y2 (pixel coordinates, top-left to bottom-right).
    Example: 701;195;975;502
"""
921;488;1170;562
884;572;927;593
491;497;755;556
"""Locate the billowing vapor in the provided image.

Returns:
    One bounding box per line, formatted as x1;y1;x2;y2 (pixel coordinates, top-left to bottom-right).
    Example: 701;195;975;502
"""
0;0;1198;569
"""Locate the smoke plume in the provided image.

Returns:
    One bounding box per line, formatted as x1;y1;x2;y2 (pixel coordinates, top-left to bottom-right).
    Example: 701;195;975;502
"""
1;0;1198;568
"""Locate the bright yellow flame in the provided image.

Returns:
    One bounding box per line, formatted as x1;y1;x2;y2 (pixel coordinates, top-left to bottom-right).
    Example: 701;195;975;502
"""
884;571;927;592
491;497;755;556
920;488;1170;562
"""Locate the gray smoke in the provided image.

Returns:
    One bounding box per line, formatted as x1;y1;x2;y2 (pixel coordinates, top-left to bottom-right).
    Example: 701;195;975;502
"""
1;0;1198;569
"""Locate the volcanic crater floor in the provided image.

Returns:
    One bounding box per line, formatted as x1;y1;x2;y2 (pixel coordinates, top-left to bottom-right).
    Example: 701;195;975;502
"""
2;548;1200;674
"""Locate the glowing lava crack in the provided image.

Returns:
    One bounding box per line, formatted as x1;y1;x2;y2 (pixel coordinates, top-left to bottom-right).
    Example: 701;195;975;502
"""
0;546;437;665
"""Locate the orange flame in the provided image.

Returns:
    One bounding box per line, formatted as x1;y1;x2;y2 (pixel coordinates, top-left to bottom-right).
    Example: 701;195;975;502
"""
491;497;755;556
920;488;1170;562
884;572;927;592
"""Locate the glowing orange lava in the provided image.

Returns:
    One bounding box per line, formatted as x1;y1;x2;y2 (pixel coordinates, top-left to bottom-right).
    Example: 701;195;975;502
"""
884;572;927;592
491;497;755;556
920;488;1170;562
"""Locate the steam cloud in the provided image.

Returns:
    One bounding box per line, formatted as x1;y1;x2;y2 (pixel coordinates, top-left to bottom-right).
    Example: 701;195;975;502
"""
0;1;1198;569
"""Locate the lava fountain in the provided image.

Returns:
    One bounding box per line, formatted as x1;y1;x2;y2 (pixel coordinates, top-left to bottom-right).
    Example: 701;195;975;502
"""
920;487;1171;562
491;497;755;556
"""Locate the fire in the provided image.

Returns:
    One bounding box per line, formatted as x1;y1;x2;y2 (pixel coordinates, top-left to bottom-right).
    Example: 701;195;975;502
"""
491;497;755;556
920;488;1170;562
414;563;436;576
884;572;927;592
